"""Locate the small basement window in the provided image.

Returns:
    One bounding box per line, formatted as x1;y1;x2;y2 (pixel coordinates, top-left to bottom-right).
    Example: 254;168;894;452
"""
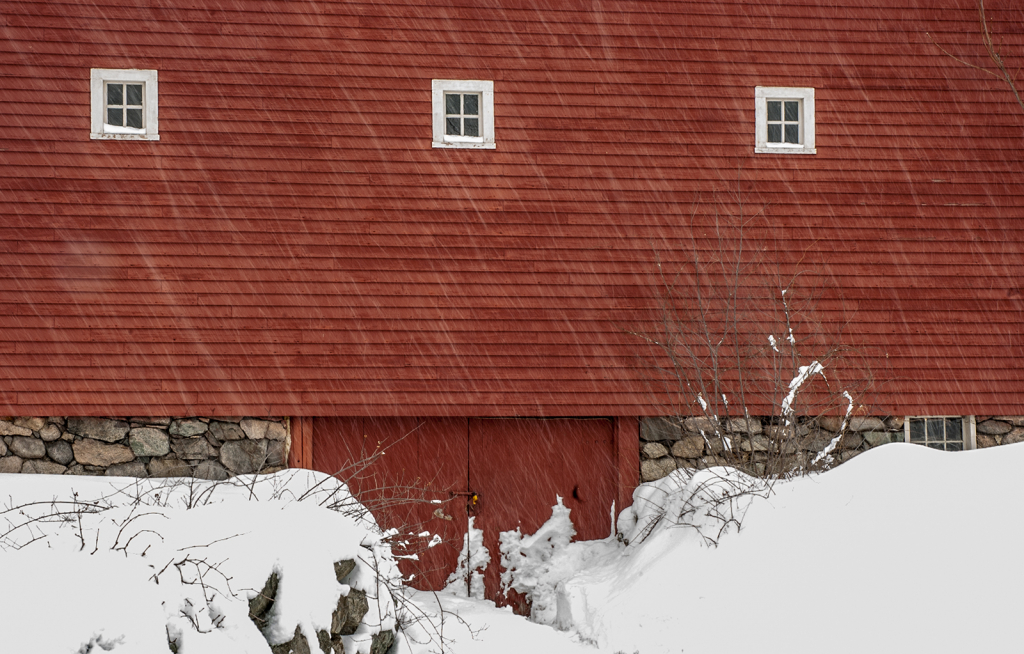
432;80;495;149
91;69;159;140
754;86;814;154
904;416;976;451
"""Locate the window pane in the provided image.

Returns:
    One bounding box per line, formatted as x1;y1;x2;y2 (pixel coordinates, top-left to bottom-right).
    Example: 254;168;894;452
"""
927;418;944;442
767;101;781;121
126;84;143;106
445;93;460;115
926;442;945;450
126;108;143;128
946;441;963;452
464;94;479;115
909;420;925;442
785;124;799;143
464;118;479;137
446;117;461;136
945;419;962;443
107;108;123;125
107;83;123;105
785;101;799;121
767;124;781;143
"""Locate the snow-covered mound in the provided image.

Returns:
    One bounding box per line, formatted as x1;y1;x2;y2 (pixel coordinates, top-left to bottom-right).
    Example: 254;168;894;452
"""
0;470;402;654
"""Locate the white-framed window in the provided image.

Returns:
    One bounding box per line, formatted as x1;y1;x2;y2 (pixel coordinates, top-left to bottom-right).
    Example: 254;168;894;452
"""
904;416;976;451
432;80;495;149
754;87;814;154
90;69;159;140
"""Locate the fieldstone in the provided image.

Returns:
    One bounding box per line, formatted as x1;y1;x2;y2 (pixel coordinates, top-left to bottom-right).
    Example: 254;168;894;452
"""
640;417;683;442
266;421;287;441
271;626;312;654
129;428;170;457
727;417;762;435
72;439;135;467
1002;427;1024;445
800;432;833;452
169;419;208;437
977;420;1013;436
683;416;719;435
14;417;46;432
65;463;104;476
841;433;864;450
10;436;46;459
38;424;61;442
61;431;74;441
220;439;269;474
698;455;728;469
0;438;5;456
240;418;272;440
334;559;356;583
336;589;369;636
995;417;1024;427
67;418;130;443
976;433;1000;448
863;431;896;448
105;461;148;477
131;417;171;426
261;466;286;475
885;416;905;430
849;417;886;432
0;420;32;437
22;460;68;475
148;456;192;477
249;571;279;629
194;461;230;480
208;421;246;442
641;442;669;459
47;417;65;426
671;435;705;459
46;439;74;465
817;416;844;433
640;456;676;482
839;450;860;463
738;435;770;452
267;440;287;467
0;456;24;473
705;434;729;454
170;437;217;460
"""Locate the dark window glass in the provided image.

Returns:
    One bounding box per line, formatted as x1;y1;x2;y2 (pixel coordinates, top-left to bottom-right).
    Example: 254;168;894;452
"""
909;420;926;442
107;108;123;125
785;101;799;121
107;83;123;105
767;124;782;143
926;442;945;450
445;93;460;115
946;441;963;452
126;108;143;128
446;117;461;136
945;419;961;441
927;419;944;441
785;124;799;143
767;101;781;121
464;118;479;137
464;94;479;115
126;84;143;105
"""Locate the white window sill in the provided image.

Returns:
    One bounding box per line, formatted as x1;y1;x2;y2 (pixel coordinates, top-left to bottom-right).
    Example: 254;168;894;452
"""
755;145;815;155
91;132;160;140
432;141;496;149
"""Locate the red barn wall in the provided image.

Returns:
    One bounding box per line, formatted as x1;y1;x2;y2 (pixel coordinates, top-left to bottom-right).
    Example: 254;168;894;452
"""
1;0;1022;417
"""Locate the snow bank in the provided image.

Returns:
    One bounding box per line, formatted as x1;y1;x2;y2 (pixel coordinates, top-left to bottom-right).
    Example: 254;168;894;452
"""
0;470;401;654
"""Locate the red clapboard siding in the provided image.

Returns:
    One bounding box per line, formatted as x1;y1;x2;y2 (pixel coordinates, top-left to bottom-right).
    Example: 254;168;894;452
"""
1;0;1023;417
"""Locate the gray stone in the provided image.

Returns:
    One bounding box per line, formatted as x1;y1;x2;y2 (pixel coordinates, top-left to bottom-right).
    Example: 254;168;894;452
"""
261;466;286;475
800;432;833;452
67;418;130;443
863;431;897;448
841;433;864;450
698;455;728;469
38;424;61;442
640;417;683;442
170;437;216;460
14;417;46;432
72;439;135;467
839;450;860;463
131;417;171;426
738;434;770;452
61;430;74;441
1002;427;1024;446
10;436;46;459
148;456;193;477
271;626;312;654
976;433;999;449
240;418;272;440
992;416;1024;427
817;416;844;433
334;559;356;584
640;457;676;482
47;417;65;426
885;416;905;430
370;630;395;654
849;417;886;432
683;416;719;436
641;442;669;460
169;419;208;437
671;435;705;459
265;421;287;441
22;460;68;475
0;456;24;473
194;461;230;481
0;438;5;456
727;417;762;435
46;439;74;465
0;420;32;437
336;588;369;636
129;428;170;457
105;461;148;477
267;440;287;467
220;439;269;474
248;571;279;628
208;421;245;442
977;420;1013;436
65;463;104;476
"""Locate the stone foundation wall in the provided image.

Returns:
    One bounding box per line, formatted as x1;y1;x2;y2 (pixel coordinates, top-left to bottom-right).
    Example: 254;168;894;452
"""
639;415;1024;483
0;416;289;478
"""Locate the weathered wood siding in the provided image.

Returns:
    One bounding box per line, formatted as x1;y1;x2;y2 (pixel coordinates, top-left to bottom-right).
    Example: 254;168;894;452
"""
1;0;1022;416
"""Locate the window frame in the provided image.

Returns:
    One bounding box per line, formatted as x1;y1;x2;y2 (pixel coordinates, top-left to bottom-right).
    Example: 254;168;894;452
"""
90;69;159;140
903;416;976;451
432;79;495;149
754;86;815;155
